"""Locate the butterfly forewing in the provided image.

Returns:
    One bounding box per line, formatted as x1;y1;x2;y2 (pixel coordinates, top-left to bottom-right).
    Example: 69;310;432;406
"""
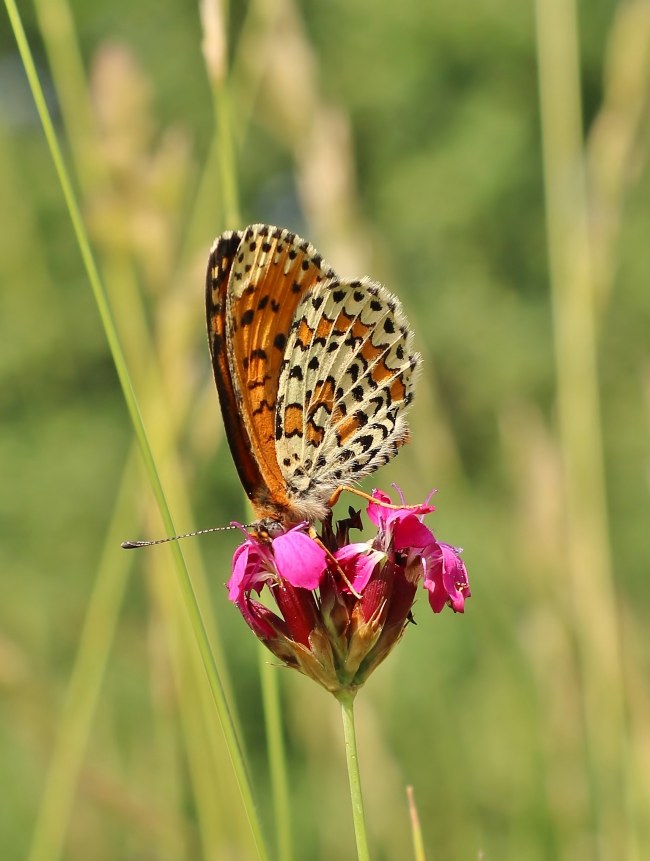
206;229;269;502
206;224;337;521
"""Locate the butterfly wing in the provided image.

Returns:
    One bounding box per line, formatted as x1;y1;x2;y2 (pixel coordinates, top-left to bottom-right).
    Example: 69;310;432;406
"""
206;224;336;522
275;276;420;519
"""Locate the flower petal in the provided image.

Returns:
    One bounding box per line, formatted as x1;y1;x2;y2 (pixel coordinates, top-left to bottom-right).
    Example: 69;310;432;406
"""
228;539;271;602
335;543;386;592
334;541;373;563
440;543;471;612
423;542;470;613
391;513;436;551
273;530;327;590
367;489;392;528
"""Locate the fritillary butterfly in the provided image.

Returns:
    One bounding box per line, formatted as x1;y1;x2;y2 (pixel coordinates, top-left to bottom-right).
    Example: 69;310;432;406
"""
206;224;420;529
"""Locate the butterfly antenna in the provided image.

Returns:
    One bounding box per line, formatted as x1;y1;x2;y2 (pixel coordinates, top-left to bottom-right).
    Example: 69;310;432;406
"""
121;524;240;549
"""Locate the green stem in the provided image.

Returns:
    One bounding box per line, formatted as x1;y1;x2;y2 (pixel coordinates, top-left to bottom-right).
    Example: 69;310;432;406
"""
337;691;370;861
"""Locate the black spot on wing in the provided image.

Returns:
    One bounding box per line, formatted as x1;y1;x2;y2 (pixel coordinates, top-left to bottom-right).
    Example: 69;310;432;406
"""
252;399;274;416
368;422;390;440
289;365;304;381
347;363;360;383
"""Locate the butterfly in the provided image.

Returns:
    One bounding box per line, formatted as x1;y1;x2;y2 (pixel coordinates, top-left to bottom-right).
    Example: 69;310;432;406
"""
206;224;420;530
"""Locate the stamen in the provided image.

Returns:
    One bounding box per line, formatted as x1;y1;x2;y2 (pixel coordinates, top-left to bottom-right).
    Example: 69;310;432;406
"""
309;526;362;599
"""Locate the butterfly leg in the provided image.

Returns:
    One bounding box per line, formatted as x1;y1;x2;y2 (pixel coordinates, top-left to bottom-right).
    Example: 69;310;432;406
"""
328;485;423;513
307;526;362;598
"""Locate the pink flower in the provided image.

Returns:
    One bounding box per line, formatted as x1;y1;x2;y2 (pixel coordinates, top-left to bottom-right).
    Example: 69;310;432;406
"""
368;487;470;614
225;488;470;694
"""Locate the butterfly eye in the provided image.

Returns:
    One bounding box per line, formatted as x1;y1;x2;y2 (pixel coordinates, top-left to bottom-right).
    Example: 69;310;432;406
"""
263;519;286;539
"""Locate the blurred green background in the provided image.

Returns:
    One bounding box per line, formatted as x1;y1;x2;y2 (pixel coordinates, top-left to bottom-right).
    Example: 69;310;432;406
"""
2;0;649;859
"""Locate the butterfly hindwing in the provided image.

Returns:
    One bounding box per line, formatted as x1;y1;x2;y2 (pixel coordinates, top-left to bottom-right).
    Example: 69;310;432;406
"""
275;277;420;513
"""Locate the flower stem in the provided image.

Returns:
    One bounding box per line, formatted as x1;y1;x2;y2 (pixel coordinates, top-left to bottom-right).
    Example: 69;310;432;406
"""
337;690;370;861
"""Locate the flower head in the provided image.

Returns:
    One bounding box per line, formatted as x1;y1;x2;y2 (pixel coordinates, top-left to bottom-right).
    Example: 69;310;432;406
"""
226;488;470;694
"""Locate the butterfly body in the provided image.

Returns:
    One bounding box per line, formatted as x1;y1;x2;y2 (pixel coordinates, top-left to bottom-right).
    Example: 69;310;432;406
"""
206;224;419;528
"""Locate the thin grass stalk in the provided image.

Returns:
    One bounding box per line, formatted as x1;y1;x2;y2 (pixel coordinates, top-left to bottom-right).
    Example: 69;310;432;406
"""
581;8;650;849
406;786;426;861
586;0;650;315
534;0;628;856
213;84;240;226
25;326;241;859
201;0;241;227
28;3;246;853
148;640;185;861
179;135;225;257
32;0;99;186
259;655;293;861
229;0;285;147
87;167;238;730
48;0;238;725
5;3;269;857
